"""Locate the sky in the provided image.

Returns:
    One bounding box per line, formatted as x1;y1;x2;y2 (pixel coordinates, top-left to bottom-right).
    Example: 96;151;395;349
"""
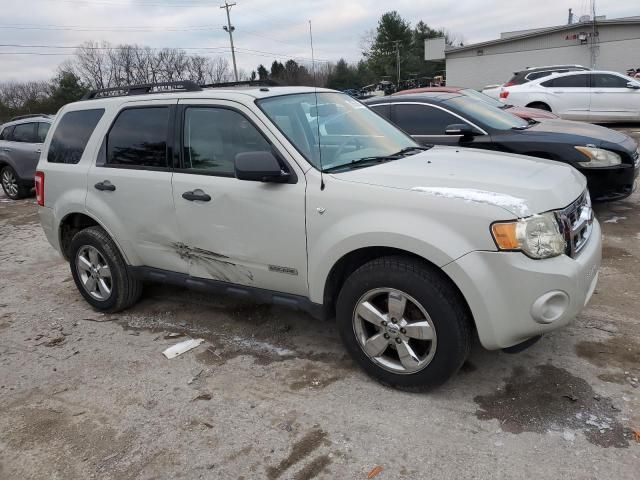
0;0;637;82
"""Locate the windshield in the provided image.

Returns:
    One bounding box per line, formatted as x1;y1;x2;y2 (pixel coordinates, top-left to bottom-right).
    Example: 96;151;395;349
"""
460;88;505;108
257;92;418;171
444;96;529;130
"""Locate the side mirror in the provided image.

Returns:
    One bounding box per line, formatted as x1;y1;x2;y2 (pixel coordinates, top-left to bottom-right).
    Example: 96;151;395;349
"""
626;82;640;90
445;123;478;137
235;151;290;183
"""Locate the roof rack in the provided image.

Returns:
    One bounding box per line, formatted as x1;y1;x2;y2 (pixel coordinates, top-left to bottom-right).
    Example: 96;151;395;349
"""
81;80;202;100
10;113;52;122
200;79;280;89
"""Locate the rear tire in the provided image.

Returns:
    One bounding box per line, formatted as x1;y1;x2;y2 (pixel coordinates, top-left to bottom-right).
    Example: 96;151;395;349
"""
336;256;472;391
69;226;142;312
527;102;552;112
1;166;30;200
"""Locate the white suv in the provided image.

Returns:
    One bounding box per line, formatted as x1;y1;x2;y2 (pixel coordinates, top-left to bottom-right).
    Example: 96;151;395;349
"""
36;81;601;390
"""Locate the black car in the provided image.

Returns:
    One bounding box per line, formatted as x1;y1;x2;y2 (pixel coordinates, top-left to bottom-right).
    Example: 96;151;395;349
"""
365;92;639;201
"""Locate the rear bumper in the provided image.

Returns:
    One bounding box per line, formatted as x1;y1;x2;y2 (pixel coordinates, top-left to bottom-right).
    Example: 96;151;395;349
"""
38;206;61;254
443;219;601;350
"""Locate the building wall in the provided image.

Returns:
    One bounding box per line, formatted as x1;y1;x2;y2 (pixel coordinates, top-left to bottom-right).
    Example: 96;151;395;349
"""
445;23;640;89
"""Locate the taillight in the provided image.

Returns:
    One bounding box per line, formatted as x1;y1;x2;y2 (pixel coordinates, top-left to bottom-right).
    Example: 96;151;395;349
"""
35;171;44;206
503;81;515;87
500;90;510;100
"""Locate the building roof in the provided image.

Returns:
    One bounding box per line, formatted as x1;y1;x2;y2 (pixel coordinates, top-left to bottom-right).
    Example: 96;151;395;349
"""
446;16;640;54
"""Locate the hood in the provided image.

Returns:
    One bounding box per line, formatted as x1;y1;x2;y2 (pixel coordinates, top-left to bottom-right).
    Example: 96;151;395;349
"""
525;119;632;146
506;105;557;120
331;146;586;218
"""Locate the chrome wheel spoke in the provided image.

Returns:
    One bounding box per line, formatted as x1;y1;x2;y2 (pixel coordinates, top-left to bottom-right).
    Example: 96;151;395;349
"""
397;341;421;370
88;249;99;266
403;321;434;340
356;301;387;327
85;276;97;293
77;255;92;273
363;332;389;357
97;265;111;278
387;292;406;321
97;278;111;297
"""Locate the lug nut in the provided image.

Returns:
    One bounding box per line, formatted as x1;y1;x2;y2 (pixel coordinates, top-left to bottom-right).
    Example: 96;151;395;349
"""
395;338;402;344
381;320;387;327
383;333;390;339
391;318;397;324
400;328;406;334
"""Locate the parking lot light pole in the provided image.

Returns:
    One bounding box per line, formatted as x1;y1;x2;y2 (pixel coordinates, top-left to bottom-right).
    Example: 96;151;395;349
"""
221;1;239;82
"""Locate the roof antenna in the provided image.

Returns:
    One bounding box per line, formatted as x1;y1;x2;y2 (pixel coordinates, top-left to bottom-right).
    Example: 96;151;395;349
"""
309;20;325;191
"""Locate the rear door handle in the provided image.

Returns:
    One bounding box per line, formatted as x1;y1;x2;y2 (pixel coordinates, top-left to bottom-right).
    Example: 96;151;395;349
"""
35;148;42;153
94;180;116;191
182;189;211;202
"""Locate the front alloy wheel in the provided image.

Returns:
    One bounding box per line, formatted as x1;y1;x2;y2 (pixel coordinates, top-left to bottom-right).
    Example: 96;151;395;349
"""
1;167;19;199
353;288;437;374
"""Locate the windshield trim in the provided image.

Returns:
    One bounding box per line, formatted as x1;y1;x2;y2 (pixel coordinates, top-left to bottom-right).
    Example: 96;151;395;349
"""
382;100;489;136
255;92;418;172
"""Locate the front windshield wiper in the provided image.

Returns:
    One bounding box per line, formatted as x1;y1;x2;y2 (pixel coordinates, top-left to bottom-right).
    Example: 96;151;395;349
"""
323;146;432;173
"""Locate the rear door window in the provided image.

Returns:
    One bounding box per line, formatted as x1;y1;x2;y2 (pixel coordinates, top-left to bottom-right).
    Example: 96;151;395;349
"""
48;109;105;164
106;107;169;168
392;104;460;135
37;122;51;143
11;123;37;143
541;74;589;88
0;125;14;140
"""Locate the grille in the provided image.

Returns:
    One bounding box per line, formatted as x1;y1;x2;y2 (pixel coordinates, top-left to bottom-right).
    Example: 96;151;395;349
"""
556;191;593;258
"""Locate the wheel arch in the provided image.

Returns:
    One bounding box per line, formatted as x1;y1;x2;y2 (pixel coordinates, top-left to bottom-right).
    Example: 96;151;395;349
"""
322;246;475;331
57;211;130;264
525;101;552;112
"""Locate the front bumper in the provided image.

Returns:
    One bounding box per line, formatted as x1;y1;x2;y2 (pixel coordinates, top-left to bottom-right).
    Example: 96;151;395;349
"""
581;163;639;202
443;219;601;350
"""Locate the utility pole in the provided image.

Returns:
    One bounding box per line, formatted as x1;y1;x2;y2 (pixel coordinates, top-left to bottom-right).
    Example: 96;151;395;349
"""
392;40;401;88
220;1;238;82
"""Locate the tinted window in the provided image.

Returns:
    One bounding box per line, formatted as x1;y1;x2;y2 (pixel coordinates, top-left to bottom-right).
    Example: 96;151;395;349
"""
183;107;271;175
0;125;13;141
393;104;461;135
107;107;169;168
542;74;589;88
12;123;36;142
445;96;528;130
369;103;391;120
591;74;630;88
37;122;50;143
48;109;104;164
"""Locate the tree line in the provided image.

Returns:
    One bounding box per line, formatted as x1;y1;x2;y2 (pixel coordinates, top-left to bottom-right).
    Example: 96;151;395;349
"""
0;10;459;122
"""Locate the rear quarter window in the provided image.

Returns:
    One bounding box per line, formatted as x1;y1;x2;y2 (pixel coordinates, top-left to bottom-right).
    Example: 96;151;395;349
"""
47;109;105;164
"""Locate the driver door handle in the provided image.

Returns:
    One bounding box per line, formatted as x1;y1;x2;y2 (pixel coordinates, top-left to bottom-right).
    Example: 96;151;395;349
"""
182;189;211;202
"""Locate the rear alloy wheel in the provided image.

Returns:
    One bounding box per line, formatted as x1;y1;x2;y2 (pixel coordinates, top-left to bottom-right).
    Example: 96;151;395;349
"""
1;166;29;200
336;256;472;391
76;245;113;301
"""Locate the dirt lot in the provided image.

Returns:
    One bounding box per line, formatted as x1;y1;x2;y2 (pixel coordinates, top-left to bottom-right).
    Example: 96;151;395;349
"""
1;127;640;479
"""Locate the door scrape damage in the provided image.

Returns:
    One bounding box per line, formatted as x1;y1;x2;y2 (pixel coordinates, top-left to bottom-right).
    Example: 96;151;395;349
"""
171;242;254;283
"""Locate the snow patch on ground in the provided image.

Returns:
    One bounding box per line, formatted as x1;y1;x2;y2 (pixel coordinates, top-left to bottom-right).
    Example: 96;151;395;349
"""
604;216;626;224
411;187;530;216
230;336;295;357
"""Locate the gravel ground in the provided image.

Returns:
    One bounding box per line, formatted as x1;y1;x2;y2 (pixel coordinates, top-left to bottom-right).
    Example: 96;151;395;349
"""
1;126;639;479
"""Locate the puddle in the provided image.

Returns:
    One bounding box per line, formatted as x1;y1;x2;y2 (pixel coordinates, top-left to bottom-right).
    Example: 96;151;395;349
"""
266;428;330;479
601;245;633;260
474;365;630;448
576;336;640;370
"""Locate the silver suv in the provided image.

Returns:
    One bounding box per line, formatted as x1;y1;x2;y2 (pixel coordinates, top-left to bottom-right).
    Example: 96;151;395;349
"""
0;114;53;199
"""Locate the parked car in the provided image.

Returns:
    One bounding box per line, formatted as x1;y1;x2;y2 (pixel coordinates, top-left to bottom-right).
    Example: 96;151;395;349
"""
0;114;53;199
37;81;600;391
504;65;590;87
500;70;640;122
395;86;558;121
481;65;590;99
365;92;639;201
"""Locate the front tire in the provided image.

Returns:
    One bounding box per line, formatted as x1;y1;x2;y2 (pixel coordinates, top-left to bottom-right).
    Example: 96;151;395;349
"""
69;226;142;312
336;256;472;391
1;166;30;200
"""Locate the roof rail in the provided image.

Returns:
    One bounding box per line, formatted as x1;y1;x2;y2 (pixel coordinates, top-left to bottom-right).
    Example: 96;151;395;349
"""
10;113;52;122
81;80;202;100
200;79;280;88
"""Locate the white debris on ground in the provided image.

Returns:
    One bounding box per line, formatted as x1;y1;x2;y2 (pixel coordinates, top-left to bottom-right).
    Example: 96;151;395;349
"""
575;412;614;433
162;338;205;359
562;430;576;442
603;216;626;224
411;187;531;217
230;336;295;357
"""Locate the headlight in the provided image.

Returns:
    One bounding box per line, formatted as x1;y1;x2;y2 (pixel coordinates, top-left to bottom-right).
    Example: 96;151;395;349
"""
575;146;621;167
491;212;566;259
